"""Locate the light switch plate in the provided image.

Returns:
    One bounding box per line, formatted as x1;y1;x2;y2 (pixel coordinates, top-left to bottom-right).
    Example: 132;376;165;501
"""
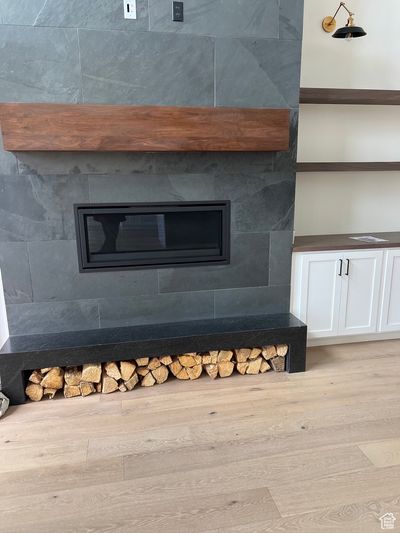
124;0;137;19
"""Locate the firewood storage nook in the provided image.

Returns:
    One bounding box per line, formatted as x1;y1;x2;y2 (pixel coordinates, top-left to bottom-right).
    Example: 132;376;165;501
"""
0;314;306;404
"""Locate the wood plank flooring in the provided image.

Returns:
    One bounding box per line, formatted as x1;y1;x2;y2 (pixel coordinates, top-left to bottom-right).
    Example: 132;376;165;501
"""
1;340;400;532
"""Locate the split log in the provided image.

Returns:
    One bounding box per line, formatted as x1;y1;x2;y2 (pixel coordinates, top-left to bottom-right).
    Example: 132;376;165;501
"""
205;364;218;379
40;368;51;374
262;345;277;360
236;362;248;375
178;354;201;367
209;351;218;364
102;374;119;394
218;350;233;362
136;357;149;366
176;368;190;380
260;360;271;373
64;385;81;398
148;358;162;370
80;382;95;397
201;353;212;364
187;364;202;380
218;361;234;378
64;367;82;386
43;388;57;399
41;367;64;390
141;373;156;387
249;348;262;360
235;348;251;363
118;383;127;393
152;365;169;384
82;363;102;383
169;360;183;377
276;344;288;357
160;355;172;366
125;373;139;391
104;361;122;381
136;367;150;377
28;370;42;384
270;356;285;372
246;357;262;375
26;383;43;402
120;361;136;382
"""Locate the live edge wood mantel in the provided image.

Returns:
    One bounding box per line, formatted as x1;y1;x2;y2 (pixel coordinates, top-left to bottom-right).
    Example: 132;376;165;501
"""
0;103;290;152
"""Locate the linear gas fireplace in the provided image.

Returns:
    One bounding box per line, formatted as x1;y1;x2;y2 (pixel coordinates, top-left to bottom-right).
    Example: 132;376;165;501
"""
74;202;230;272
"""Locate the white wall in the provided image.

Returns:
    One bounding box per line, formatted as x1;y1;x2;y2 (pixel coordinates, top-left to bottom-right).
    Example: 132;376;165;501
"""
301;0;400;89
0;270;9;349
295;171;400;235
295;0;400;236
298;105;400;162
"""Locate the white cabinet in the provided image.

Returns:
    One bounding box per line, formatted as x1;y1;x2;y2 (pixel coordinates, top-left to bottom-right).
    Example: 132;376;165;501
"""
379;250;400;332
292;249;383;339
337;251;383;336
295;252;342;338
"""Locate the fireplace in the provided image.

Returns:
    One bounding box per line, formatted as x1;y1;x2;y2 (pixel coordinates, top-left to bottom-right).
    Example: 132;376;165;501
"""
74;201;231;272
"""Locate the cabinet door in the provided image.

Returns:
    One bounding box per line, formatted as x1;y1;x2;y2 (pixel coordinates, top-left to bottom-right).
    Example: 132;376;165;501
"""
298;253;343;338
338;250;383;336
379;250;400;332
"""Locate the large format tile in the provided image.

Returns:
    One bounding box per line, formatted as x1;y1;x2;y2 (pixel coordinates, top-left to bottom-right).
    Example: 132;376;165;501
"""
0;0;44;25
0;0;149;31
214;285;290;317
0;148;17;175
6;300;100;335
28;240;158;302
0;242;32;304
0;174;89;242
18;152;275;176
80;29;214;105
89;173;215;203
269;231;293;286
215;173;295;232
149;0;279;38
98;291;214;328
216;38;302;108
279;0;304;40
159;233;269;293
0;26;80;103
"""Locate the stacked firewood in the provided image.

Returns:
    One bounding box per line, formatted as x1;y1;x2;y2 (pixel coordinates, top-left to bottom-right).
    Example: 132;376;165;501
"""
25;344;288;401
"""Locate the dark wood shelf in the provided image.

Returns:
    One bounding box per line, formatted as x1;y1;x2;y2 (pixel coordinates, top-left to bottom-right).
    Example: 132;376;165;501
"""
0;103;290;152
297;162;400;172
300;88;400;106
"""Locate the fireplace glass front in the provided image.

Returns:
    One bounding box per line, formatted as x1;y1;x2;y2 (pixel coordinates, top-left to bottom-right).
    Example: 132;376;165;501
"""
74;202;230;272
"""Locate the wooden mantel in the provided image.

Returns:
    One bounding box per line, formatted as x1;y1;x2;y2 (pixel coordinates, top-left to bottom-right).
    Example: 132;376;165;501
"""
0;103;290;152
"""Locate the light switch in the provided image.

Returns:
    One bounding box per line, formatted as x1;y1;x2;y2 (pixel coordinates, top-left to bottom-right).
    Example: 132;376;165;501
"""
124;0;137;20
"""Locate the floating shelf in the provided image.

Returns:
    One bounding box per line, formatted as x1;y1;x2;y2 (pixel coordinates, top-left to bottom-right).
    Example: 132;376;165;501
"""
0;103;290;152
296;162;400;172
300;88;400;106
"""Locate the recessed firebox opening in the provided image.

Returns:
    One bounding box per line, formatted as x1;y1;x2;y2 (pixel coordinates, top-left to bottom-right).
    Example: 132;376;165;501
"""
74;201;230;272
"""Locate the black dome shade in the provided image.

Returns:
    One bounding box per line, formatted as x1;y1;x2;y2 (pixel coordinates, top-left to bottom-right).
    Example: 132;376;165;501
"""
332;25;367;38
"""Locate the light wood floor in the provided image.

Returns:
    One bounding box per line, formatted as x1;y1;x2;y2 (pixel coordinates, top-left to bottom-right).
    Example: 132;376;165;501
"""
1;340;400;532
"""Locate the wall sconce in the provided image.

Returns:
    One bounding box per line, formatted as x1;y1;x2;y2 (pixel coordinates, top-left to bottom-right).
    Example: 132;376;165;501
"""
322;2;367;39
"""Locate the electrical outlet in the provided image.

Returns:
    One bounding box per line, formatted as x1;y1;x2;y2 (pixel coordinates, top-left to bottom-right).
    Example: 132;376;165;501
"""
124;0;137;20
172;1;184;22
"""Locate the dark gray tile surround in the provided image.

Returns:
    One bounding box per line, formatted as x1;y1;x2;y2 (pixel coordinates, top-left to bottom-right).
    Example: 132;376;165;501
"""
0;0;303;335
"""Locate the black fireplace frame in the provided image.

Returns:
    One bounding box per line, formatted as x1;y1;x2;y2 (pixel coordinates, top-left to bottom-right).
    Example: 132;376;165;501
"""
74;201;231;272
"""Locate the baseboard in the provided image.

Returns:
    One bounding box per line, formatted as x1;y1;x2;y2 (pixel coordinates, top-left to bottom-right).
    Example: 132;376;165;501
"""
307;331;400;347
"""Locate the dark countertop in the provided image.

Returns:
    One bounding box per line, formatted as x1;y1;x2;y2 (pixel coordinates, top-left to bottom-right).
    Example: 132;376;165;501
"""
293;232;400;253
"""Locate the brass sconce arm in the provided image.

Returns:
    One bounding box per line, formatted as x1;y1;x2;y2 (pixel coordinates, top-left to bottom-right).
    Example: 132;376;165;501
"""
323;2;355;33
